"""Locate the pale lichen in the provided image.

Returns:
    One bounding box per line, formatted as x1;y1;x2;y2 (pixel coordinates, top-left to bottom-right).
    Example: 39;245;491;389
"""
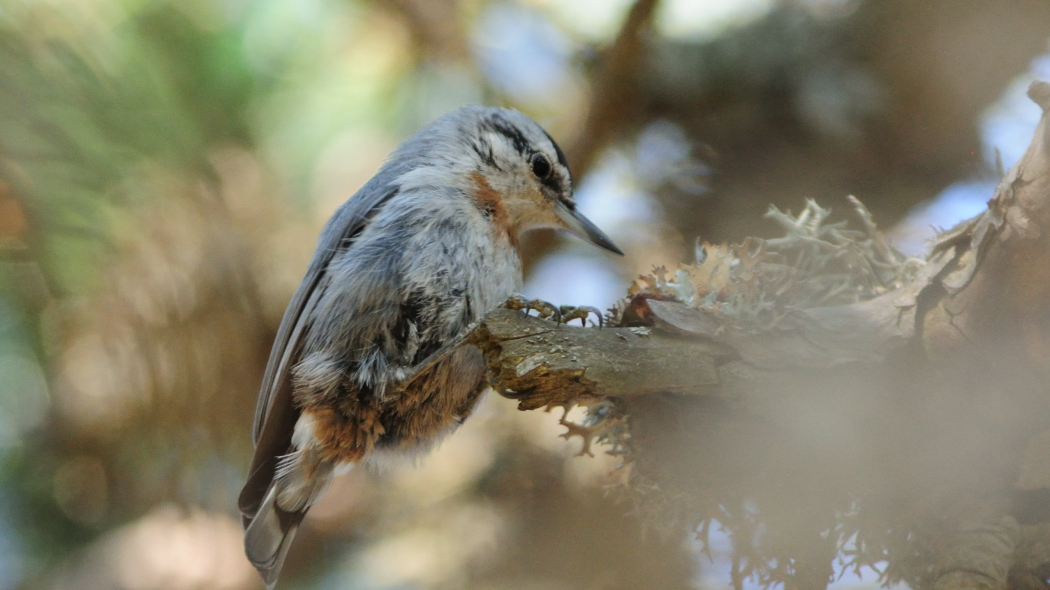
622;197;923;332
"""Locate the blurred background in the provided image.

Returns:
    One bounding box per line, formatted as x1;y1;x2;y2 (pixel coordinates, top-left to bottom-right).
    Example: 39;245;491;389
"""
1;0;1049;588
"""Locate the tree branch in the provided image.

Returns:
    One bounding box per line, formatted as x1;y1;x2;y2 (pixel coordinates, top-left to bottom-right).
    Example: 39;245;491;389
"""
473;308;727;409
564;0;660;176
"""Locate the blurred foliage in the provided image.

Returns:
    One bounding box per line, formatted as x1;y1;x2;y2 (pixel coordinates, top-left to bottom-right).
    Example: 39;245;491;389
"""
0;0;1047;589
0;0;262;570
0;2;253;293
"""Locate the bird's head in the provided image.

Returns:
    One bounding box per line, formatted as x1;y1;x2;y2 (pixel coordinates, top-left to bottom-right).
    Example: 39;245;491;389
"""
401;106;623;255
470;108;623;255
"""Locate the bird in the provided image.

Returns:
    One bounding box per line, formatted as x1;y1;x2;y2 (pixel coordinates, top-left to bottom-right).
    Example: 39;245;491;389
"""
238;105;623;587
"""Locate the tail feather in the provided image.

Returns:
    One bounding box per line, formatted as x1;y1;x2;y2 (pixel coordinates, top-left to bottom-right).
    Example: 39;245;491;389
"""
244;486;303;589
243;449;337;587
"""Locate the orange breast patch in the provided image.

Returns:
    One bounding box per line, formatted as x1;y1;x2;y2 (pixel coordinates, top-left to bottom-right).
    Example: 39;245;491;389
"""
470;172;519;249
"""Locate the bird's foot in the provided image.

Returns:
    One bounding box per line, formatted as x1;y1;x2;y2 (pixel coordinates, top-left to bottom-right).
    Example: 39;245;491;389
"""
503;293;530;313
503;294;562;323
503;296;604;327
558;305;604;328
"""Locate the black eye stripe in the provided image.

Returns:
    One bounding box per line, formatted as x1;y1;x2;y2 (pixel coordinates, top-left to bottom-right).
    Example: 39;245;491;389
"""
541;128;570;172
488;117;529;155
530;153;562;194
486;114;569;195
539;169;563;195
470;138;497;168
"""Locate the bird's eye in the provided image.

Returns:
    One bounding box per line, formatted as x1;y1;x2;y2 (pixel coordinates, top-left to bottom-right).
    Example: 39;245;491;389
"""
530;153;552;179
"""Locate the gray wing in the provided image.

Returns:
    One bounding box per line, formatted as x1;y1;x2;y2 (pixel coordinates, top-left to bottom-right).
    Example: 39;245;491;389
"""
239;181;399;522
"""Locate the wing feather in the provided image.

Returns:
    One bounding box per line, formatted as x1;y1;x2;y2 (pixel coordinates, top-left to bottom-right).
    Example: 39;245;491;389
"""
239;182;399;521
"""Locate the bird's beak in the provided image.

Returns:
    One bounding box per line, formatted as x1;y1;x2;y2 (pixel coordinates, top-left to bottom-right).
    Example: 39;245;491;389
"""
553;200;624;255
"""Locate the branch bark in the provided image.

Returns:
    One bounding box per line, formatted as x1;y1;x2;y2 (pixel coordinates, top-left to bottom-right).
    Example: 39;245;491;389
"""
473;308;726;409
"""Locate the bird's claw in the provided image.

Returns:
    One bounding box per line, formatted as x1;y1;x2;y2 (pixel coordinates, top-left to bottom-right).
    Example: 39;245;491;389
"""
558;305;604;328
503;296;603;327
527;299;561;323
503;294;561;323
503;293;530;313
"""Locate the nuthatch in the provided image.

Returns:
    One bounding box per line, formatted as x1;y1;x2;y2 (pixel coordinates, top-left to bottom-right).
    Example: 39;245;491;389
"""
239;106;623;587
